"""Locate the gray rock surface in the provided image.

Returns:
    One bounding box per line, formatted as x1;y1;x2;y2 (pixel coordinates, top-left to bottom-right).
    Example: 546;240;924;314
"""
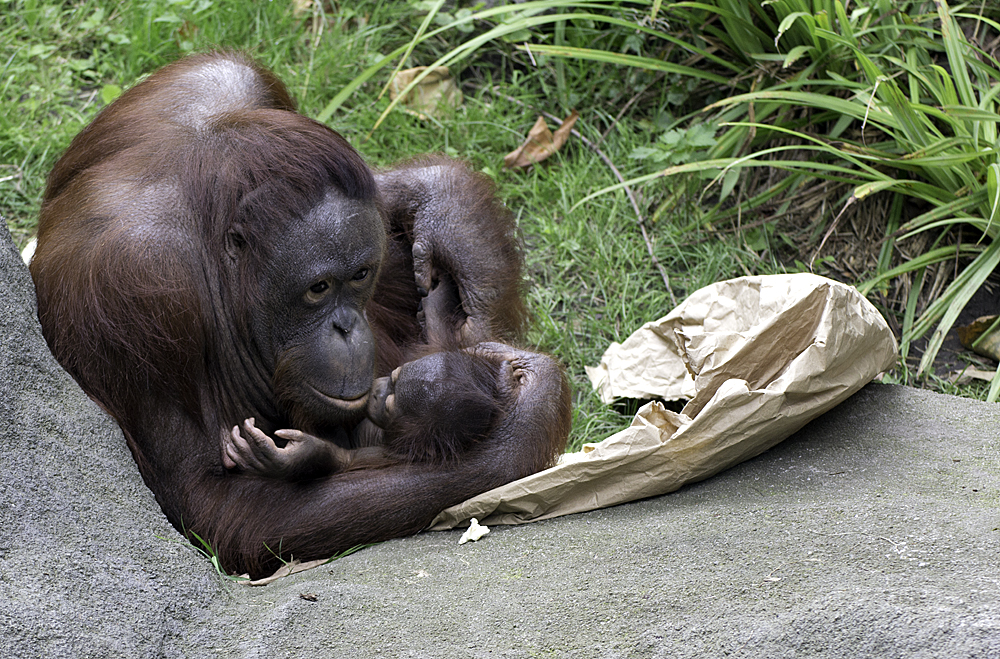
2;222;998;658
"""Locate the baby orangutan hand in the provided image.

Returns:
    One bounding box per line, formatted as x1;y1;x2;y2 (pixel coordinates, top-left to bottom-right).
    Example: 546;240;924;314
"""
223;417;383;480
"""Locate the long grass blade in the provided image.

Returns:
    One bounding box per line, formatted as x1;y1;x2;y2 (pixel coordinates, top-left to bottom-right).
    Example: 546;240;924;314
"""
519;45;733;84
915;239;1000;373
709;90;899;130
856;245;984;295
987;363;1000;402
936;0;977;109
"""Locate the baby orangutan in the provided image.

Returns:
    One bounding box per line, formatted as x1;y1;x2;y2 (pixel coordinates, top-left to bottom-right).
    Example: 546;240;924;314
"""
224;343;569;482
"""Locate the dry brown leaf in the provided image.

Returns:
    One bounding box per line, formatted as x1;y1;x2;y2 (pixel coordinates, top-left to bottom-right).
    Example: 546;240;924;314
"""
948;368;996;385
956;315;1000;361
503;111;578;169
242;557;332;586
388;66;462;120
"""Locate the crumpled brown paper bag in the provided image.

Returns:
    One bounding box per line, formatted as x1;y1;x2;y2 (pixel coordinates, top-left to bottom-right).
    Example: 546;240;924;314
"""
429;273;898;530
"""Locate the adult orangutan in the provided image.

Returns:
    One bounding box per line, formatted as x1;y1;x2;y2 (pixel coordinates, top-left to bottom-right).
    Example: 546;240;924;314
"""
30;51;570;578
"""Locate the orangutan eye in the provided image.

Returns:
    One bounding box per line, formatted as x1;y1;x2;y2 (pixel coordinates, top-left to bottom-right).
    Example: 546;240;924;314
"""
352;268;370;282
309;281;330;295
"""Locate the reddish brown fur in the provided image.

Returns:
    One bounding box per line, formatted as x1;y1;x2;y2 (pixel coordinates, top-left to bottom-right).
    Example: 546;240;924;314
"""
375;154;528;344
31;51;570;578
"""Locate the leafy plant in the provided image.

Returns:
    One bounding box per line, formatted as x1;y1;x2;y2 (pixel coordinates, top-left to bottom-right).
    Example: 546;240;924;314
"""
702;0;1000;399
629;123;719;167
524;0;1000;400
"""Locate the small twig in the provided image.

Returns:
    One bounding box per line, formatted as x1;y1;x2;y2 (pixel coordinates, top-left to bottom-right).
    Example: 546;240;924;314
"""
0;165;23;191
483;85;676;304
523;43;537;67
810;196;854;271
77;88;100;116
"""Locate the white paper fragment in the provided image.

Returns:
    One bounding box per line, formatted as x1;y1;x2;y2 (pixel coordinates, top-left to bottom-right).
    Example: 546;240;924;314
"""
20;238;36;265
458;518;490;544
